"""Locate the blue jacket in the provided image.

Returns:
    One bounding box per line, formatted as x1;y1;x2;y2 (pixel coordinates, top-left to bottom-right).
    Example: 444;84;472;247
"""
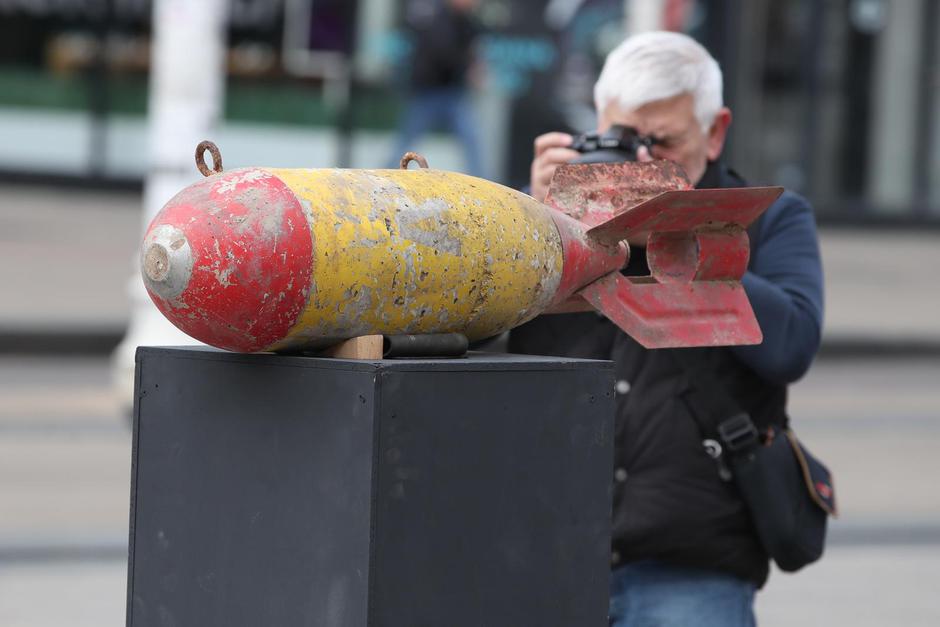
735;189;824;383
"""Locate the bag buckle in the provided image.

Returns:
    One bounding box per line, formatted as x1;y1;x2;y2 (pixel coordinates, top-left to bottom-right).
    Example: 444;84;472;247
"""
717;413;759;453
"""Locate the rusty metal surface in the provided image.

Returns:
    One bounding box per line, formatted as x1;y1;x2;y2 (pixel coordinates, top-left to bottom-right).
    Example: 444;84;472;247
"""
586;187;782;246
544;160;691;227
548;209;627;305
539;163;778;348
195;140;223;177
578;272;763;348
647;229;750;283
399;152;429;170
564;185;778;347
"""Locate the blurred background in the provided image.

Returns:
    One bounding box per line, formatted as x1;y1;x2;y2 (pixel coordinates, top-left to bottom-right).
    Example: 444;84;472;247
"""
1;0;938;624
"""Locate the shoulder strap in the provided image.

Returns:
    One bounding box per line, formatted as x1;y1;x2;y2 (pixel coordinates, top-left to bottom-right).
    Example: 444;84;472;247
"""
676;163;766;456
672;349;760;461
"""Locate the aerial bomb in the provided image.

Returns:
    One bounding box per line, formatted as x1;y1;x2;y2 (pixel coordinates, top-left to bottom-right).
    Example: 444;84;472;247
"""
141;143;781;353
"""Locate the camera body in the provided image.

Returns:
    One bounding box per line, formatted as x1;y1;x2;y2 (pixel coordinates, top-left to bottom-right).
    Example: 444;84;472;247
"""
569;125;658;164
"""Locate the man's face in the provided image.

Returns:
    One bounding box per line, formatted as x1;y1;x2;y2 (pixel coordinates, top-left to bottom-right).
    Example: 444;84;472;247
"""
598;92;731;186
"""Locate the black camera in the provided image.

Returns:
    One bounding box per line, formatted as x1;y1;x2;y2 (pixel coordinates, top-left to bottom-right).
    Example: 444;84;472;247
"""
569;125;659;164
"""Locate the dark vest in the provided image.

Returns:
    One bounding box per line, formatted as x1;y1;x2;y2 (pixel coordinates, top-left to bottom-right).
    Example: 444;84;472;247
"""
507;163;785;586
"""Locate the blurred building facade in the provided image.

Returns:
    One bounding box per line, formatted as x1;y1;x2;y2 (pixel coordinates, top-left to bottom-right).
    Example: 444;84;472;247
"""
0;0;937;221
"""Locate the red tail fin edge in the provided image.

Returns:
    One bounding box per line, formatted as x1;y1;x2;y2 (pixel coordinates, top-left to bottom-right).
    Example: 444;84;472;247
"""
585;187;783;246
577;272;763;349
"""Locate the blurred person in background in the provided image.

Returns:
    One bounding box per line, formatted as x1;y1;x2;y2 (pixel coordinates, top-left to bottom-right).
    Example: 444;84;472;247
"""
511;31;824;626
388;0;483;176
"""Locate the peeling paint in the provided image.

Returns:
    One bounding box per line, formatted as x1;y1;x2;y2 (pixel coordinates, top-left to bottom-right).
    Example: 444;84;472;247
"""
141;168;314;352
265;167;564;348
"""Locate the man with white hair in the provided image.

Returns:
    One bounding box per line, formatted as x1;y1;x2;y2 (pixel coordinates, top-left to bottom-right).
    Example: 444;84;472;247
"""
510;31;824;625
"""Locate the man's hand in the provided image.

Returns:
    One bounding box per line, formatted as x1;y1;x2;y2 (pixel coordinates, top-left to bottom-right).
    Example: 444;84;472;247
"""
530;132;580;202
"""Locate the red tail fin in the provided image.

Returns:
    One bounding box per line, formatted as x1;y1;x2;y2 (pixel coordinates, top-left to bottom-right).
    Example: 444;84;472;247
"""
585;187;782;245
578;272;762;348
573;186;782;348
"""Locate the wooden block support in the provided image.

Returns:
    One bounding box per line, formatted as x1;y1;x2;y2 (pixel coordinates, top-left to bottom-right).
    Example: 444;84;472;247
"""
325;335;384;360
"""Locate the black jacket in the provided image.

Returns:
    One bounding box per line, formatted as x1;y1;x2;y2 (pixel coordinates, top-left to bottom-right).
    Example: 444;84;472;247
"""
508;163;823;586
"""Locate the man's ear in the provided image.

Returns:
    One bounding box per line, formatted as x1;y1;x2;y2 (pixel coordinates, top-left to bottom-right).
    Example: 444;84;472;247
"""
706;107;732;161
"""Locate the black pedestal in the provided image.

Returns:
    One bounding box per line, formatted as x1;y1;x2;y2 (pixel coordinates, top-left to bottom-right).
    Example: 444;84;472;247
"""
128;347;613;627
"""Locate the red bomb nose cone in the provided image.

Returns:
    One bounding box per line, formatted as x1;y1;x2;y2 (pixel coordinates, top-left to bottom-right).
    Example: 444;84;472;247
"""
141;168;314;352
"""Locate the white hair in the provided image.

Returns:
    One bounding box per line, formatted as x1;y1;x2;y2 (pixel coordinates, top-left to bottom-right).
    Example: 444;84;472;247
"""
594;31;723;131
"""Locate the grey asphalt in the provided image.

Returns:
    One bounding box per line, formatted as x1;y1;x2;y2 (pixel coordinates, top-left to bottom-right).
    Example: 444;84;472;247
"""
2;185;940;624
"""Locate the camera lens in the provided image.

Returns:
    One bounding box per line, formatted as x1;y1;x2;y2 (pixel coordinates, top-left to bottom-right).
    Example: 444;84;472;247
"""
568;125;641;164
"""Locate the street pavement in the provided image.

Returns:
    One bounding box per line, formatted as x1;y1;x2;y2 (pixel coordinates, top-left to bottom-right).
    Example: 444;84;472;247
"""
0;186;140;335
2;184;940;624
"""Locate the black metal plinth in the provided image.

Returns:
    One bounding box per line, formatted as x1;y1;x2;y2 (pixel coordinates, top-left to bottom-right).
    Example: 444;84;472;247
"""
128;347;613;627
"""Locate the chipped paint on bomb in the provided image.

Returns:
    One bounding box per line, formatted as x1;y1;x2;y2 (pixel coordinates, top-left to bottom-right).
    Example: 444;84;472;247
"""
142;167;564;352
142;168;313;352
269;168;564;349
